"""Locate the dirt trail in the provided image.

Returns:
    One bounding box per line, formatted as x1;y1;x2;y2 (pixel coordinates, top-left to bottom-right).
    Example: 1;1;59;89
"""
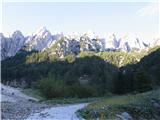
1;84;87;120
27;103;87;120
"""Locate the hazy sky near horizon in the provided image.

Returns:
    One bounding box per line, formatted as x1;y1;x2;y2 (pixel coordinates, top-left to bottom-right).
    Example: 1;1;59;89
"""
1;1;159;42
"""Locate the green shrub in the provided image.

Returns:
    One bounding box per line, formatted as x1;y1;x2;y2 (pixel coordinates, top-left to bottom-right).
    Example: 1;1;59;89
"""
37;77;67;98
133;67;152;92
37;75;99;98
68;84;98;98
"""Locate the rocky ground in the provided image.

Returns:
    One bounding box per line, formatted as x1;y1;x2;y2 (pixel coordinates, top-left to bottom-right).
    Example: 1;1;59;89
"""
1;84;87;120
27;103;88;120
1;84;50;119
1;100;49;119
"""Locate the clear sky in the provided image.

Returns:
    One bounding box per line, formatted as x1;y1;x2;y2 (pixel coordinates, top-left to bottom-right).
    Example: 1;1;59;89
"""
1;0;159;42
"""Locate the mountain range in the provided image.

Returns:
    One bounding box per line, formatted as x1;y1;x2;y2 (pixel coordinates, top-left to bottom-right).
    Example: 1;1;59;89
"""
1;27;159;60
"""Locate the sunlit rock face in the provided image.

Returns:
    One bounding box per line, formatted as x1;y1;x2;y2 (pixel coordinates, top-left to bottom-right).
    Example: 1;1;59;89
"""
25;27;56;51
79;33;105;52
1;31;26;60
151;36;160;47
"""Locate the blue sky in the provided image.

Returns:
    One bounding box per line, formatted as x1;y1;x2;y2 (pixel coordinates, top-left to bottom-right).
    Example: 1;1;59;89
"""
3;0;159;2
1;1;159;42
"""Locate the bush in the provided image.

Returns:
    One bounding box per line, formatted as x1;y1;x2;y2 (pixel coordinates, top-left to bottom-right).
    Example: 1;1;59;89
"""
37;77;67;98
37;76;99;98
133;67;152;92
68;84;98;98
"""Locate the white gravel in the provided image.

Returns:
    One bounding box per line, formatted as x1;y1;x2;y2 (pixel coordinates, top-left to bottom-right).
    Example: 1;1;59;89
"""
1;83;38;102
27;103;87;120
1;83;47;119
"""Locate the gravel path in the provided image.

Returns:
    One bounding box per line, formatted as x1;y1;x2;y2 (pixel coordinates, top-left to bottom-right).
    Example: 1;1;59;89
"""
1;84;87;120
26;103;87;120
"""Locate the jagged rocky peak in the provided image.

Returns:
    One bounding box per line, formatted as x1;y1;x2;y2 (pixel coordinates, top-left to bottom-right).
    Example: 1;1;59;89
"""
103;33;120;49
66;32;80;40
34;26;51;37
53;32;64;40
9;30;26;56
0;33;4;38
12;30;24;39
0;30;26;60
151;35;160;47
26;26;54;51
84;30;96;39
0;33;6;45
118;34;147;51
0;33;6;51
80;32;104;52
153;38;160;46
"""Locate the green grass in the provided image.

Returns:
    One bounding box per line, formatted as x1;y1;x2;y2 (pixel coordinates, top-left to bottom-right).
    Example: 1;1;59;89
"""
22;88;45;100
22;88;102;105
42;97;102;105
78;89;160;119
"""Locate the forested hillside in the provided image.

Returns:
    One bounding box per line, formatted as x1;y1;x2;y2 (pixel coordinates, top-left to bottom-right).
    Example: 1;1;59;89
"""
1;46;160;98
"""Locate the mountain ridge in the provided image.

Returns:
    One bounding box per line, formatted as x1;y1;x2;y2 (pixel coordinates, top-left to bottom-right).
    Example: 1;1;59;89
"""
1;27;159;60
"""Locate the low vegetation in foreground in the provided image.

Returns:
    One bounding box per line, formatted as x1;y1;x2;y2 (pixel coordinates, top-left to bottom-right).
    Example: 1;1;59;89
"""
78;88;160;119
